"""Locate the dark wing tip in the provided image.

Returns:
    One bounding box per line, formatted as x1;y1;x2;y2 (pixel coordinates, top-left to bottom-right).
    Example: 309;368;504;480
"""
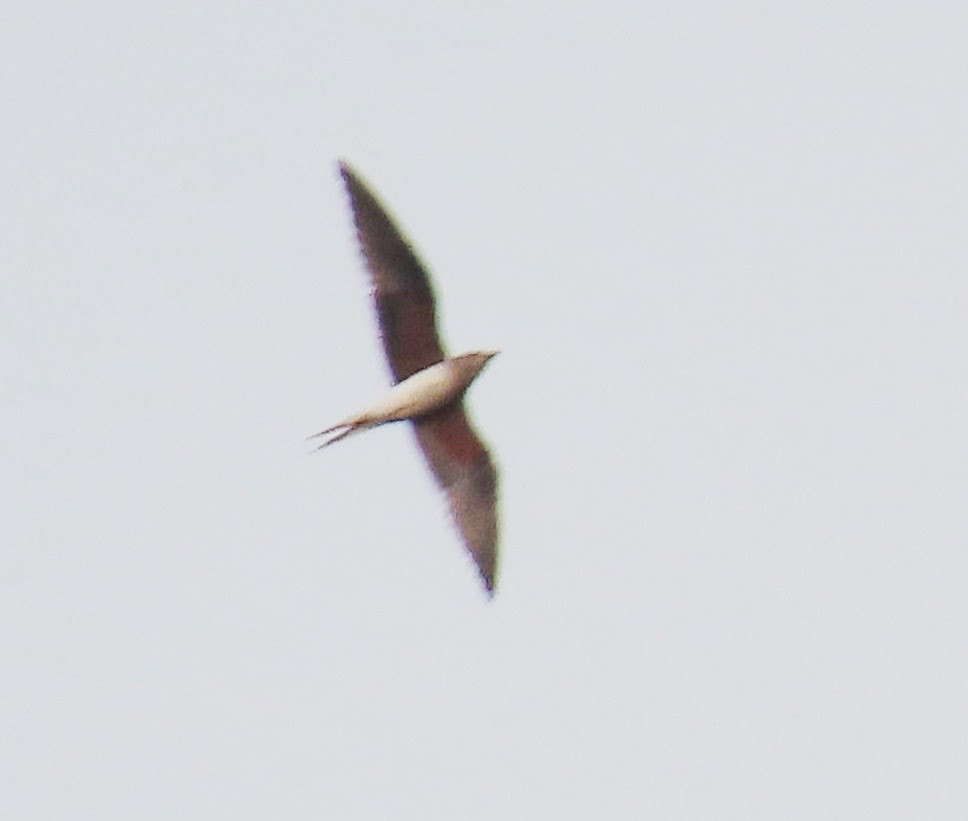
338;160;381;215
474;517;499;598
337;159;370;209
482;571;497;599
337;158;358;188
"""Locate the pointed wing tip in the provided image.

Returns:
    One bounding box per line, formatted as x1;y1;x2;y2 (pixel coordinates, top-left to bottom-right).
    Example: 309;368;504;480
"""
481;574;496;600
478;557;499;599
337;159;358;187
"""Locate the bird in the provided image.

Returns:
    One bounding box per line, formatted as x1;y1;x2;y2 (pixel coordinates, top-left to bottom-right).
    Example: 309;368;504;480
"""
310;160;501;596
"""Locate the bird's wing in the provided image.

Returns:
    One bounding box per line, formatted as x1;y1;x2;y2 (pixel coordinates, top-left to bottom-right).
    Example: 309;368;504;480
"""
413;405;499;595
339;161;447;383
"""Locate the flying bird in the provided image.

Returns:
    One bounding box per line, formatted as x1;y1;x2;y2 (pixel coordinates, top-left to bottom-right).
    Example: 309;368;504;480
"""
310;161;500;595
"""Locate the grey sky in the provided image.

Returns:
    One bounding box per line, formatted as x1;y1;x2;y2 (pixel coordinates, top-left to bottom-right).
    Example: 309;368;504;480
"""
2;3;967;818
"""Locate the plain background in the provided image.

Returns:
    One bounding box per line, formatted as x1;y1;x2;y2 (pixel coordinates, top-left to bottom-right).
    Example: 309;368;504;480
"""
2;3;966;818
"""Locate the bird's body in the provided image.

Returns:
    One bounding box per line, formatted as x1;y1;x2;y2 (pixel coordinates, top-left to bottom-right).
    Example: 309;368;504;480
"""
311;352;497;448
310;161;501;595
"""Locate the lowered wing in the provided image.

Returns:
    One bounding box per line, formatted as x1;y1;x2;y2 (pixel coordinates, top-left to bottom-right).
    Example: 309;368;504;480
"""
414;405;499;595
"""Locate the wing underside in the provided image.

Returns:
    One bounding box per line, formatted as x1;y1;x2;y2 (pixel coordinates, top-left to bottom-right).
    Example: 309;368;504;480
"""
339;161;447;383
338;160;499;595
414;405;499;594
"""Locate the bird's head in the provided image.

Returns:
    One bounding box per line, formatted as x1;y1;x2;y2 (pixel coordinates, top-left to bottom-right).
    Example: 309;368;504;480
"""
469;350;499;369
453;350;499;381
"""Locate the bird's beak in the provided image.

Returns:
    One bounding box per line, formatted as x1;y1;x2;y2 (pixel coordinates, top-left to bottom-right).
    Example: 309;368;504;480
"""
484;350;500;360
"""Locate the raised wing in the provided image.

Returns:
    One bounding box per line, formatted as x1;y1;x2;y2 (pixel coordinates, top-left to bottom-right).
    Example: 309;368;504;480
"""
339;161;447;383
413;404;499;595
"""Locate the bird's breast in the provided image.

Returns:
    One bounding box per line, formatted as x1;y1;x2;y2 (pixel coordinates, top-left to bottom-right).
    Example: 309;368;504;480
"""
367;360;470;422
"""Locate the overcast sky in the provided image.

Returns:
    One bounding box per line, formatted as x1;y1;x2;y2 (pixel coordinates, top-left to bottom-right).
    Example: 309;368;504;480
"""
2;3;967;818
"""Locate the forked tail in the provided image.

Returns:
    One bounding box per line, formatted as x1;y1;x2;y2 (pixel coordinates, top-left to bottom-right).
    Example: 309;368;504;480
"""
306;418;375;452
